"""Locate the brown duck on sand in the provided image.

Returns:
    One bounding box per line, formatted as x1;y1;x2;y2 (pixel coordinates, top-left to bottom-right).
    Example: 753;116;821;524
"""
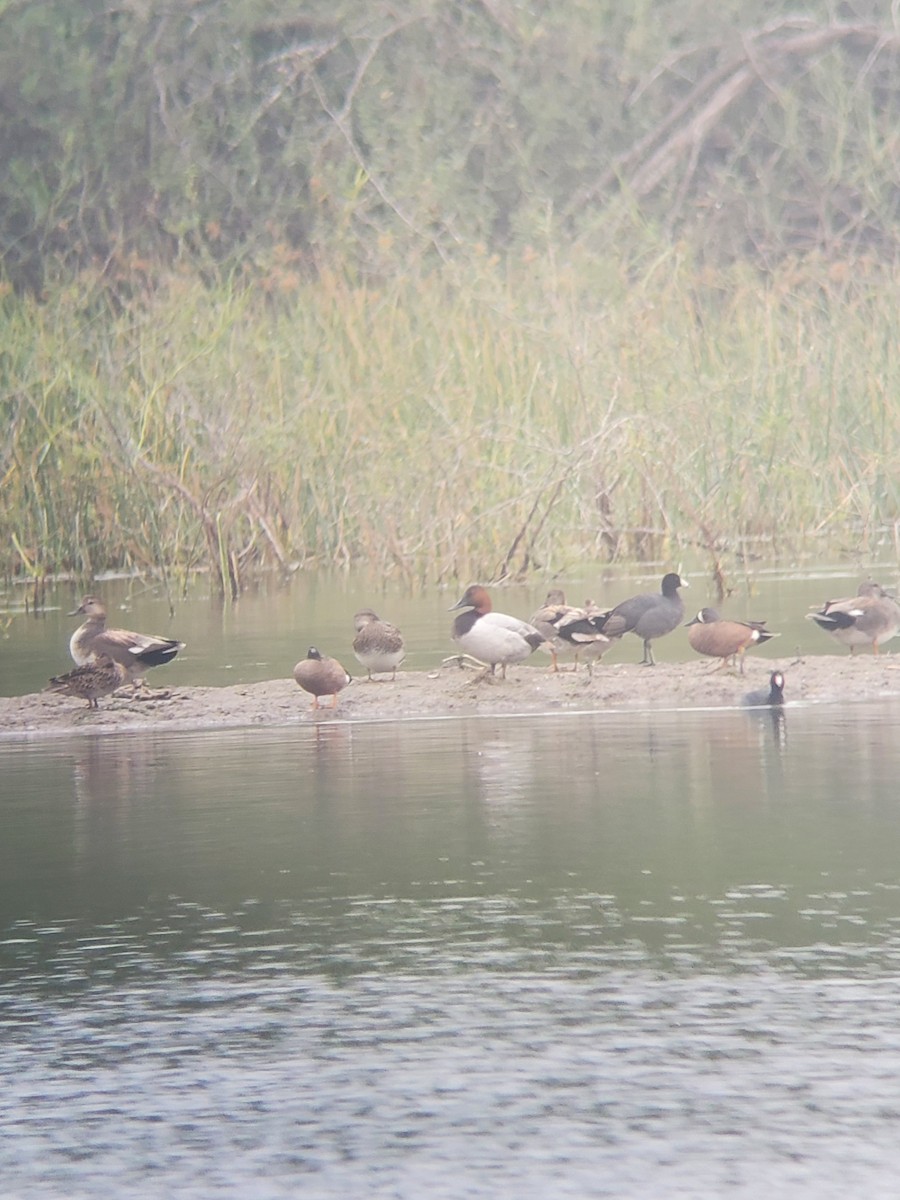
293;647;352;709
45;657;127;709
685;607;779;674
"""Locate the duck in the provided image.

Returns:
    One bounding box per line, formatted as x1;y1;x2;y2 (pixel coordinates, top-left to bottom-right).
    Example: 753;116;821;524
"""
352;609;405;680
743;671;786;707
530;590;612;675
529;589;579;671
45;656;127;709
806;581;900;655
685;607;779;674
293;647;352;709
69;595;184;689
450;584;545;679
593;572;689;666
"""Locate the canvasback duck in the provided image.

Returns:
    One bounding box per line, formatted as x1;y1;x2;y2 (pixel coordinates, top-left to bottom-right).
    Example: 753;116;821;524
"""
685;607;779;674
450;585;545;679
352;609;405;680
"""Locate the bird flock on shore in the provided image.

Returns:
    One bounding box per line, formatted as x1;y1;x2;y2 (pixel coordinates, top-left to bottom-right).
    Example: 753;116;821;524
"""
43;575;900;713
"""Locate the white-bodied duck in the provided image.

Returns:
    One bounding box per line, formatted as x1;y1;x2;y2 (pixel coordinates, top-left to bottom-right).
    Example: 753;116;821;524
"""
450;585;545;680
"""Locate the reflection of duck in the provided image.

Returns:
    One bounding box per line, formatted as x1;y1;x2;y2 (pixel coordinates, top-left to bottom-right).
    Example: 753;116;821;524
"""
69;595;184;688
450;585;545;679
685;607;778;674
593;573;689;666
293;647;352;709
45;657;126;708
352;609;405;680
743;671;785;707
807;582;900;655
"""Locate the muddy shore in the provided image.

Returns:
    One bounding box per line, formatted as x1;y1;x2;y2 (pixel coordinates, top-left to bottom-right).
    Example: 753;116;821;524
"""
2;652;900;741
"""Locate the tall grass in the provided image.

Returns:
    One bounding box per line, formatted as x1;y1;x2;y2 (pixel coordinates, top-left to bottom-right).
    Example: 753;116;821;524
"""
2;250;899;592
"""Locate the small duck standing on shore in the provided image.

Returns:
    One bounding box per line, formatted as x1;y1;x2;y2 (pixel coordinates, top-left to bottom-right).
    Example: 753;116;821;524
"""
528;589;580;672
685;607;779;674
593;572;689;666
352;609;405;681
293;647;352;709
806;581;900;655
69;595;184;690
530;590;612;674
450;585;545;680
45;657;127;709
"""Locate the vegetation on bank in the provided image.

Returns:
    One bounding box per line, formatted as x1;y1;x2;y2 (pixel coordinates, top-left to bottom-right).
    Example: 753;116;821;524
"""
1;0;898;590
4;254;898;593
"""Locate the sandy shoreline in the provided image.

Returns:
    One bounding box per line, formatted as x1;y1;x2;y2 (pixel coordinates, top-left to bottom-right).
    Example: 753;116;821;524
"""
2;652;900;741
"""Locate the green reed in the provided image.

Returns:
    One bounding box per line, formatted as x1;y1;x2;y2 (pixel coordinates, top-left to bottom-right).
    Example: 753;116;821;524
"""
2;250;898;591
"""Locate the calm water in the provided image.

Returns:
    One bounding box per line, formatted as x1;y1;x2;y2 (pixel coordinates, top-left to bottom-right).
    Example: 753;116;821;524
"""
3;696;900;1197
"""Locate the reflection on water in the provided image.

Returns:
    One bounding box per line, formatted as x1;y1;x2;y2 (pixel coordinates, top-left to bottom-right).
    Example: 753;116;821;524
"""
2;701;900;1196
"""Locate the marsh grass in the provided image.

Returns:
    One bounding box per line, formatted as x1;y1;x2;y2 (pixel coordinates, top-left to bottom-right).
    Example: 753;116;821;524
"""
3;251;899;592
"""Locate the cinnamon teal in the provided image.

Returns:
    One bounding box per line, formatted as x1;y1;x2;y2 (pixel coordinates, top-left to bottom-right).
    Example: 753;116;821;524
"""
293;647;352;709
685;607;779;674
450;585;545;679
69;595;184;689
594;572;689;666
352;609;405;680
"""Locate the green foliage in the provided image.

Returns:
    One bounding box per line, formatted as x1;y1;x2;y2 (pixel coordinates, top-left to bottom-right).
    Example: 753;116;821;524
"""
2;1;898;586
1;0;899;288
3;255;899;586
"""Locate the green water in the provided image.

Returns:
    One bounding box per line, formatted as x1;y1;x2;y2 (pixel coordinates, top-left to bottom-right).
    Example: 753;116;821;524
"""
2;697;900;1197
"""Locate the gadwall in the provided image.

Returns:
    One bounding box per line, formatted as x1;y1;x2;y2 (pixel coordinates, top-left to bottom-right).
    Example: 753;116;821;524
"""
806;581;900;655
69;595;184;688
